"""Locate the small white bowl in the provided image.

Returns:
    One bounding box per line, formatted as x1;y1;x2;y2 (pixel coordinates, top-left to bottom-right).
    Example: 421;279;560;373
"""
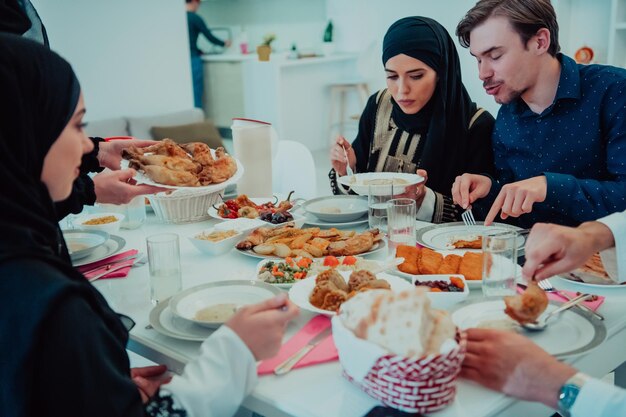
258;212;306;229
76;212;125;234
64;230;110;261
411;274;469;310
188;227;243;256
303;195;369;222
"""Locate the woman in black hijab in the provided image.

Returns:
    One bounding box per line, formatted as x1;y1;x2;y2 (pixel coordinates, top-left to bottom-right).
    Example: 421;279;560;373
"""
329;16;494;223
0;33;298;417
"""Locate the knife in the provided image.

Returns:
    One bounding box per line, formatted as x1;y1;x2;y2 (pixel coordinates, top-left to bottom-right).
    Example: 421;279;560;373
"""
88;263;132;282
517;283;604;321
274;327;333;375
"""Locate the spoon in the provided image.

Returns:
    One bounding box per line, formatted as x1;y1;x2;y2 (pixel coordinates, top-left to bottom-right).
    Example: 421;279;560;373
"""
521;293;592;331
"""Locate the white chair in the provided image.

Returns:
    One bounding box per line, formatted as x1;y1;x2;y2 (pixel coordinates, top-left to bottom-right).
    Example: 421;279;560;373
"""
272;140;317;200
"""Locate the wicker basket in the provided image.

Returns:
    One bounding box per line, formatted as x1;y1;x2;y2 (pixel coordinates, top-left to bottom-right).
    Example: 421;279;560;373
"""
147;189;223;224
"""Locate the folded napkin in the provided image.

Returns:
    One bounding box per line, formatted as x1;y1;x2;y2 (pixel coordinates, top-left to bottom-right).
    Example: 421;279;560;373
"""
516;286;604;311
77;249;139;281
258;315;338;375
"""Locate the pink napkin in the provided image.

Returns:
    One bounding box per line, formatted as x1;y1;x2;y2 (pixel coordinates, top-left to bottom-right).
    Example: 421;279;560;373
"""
516;286;604;311
77;249;139;280
257;315;338;375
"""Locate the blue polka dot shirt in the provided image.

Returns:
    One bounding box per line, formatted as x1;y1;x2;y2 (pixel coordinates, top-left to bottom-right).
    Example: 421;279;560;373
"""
491;54;626;227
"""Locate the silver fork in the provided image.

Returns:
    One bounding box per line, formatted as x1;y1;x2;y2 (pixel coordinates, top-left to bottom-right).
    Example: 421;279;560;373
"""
342;146;354;177
461;208;476;226
537;280;604;321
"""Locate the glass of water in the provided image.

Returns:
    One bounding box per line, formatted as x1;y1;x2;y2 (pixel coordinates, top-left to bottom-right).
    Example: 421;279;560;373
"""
482;231;518;297
367;184;395;232
387;198;416;255
146;233;182;304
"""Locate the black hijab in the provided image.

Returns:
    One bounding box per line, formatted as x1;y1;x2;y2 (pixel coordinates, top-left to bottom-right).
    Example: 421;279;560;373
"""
0;0;30;34
0;34;129;416
382;16;477;194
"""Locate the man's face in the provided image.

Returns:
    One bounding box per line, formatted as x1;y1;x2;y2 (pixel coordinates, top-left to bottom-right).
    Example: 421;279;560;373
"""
469;16;539;104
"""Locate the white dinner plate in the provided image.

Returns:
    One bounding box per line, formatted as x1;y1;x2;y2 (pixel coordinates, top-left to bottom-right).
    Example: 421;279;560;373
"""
71;235;126;267
337;172;425;195
391;249;523;290
288;270;413;317
300;211;369;228
149;300;213;342
416;222;525;251
552;275;626;297
236;238;387;260
169;281;282;328
120;150;244;192
63;229;110;261
452;299;606;358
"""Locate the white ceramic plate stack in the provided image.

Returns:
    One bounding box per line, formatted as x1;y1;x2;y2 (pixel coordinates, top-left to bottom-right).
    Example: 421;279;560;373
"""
65;230;127;267
300;195;369;228
149;281;282;341
64;230;110;262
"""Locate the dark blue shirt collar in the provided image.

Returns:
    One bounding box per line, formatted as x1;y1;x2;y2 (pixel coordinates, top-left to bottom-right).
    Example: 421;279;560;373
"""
511;54;581;115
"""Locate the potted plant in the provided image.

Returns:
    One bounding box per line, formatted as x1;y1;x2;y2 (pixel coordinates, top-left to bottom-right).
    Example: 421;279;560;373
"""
257;33;276;62
322;20;335;56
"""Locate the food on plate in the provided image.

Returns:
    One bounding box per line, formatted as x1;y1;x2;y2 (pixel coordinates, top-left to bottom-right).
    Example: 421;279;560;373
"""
122;139;237;186
450;235;482;249
214;191;295;222
418;248;444;274
396;245;486;280
458;252;485;281
362;178;409;186
195;229;238;242
309;269;391;312
415;277;465;292
437;254;462;274
577;252;609;279
503;281;548;324
82;215;118;225
237;224;383;258
258;257;313;284
67;242;89;253
318;207;341;214
194;303;239;322
396;245;420;275
339;288;456;357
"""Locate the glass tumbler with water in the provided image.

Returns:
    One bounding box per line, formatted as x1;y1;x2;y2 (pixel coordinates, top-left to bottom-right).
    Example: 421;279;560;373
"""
482;231;519;297
368;184;395;232
146;233;182;304
387;198;416;254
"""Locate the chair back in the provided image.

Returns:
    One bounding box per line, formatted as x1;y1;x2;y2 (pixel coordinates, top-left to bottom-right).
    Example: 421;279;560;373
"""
272;140;317;200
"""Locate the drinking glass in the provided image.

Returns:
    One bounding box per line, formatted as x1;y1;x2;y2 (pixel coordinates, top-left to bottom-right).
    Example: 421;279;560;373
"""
368;184;395;232
146;233;182;304
387;198;417;255
482;231;518;297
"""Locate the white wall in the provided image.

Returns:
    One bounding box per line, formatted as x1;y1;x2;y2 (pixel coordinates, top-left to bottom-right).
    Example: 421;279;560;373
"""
33;0;194;122
326;0;500;116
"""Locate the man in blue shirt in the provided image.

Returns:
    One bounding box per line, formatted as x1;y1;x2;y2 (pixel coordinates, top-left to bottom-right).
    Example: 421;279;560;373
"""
451;0;626;228
186;0;230;108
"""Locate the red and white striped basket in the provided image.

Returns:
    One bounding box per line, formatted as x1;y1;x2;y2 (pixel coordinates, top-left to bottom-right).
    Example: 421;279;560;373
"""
343;330;467;414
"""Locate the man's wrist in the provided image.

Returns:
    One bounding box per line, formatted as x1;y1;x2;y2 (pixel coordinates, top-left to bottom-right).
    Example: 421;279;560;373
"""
579;221;615;253
534;362;577;408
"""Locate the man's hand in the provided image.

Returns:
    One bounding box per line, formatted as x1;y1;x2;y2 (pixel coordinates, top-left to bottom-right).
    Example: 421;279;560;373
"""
226;293;299;361
93;169;169;205
98;139;157;171
461;328;576;408
131;365;171;403
484;176;547;225
523;221;616;281
330;136;356;177
451;174;492;209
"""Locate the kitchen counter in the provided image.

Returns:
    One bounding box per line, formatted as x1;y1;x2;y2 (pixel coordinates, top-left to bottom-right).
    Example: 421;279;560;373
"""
202;52;362;151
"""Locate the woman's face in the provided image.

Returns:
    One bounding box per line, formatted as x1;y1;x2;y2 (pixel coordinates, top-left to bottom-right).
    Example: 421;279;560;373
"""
41;93;93;201
385;54;437;114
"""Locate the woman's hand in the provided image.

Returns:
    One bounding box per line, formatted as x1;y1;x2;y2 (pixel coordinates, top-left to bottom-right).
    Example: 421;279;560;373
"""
395;169;428;209
93;169;169;205
131;364;172;403
330;136;356;176
226;293;300;361
98;138;158;171
451;173;492;209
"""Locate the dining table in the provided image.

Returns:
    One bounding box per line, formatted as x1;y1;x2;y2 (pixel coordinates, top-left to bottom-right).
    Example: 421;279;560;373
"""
90;211;626;417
